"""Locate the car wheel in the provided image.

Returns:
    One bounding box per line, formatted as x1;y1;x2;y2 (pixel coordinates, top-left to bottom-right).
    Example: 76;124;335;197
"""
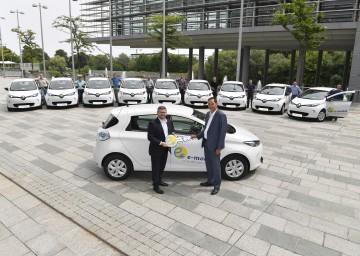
7;107;12;112
279;104;285;115
221;155;249;180
317;110;326;122
103;153;133;180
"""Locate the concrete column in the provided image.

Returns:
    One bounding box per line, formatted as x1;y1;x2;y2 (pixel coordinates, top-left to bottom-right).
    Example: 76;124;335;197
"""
348;21;360;100
315;50;323;86
213;48;219;79
239;49;244;81
241;46;250;84
198;47;205;80
188;48;193;80
289;50;296;85
263;49;270;85
342;51;351;90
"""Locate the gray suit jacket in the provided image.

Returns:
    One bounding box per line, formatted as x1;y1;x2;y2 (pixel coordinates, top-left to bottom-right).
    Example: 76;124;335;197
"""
197;109;227;151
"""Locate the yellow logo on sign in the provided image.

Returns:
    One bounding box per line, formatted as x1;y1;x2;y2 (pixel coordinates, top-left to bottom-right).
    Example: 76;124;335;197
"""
174;146;188;159
166;135;178;147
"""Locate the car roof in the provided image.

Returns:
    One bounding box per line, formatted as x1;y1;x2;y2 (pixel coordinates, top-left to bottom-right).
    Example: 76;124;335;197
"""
51;77;72;81
12;78;35;82
306;87;334;91
124;78;143;81
111;104;194;117
156;79;175;82
189;79;209;83
88;77;108;80
223;81;244;85
264;83;289;87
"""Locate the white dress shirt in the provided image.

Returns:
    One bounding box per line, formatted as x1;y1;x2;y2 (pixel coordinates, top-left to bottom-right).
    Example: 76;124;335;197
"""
159;118;168;137
204;109;217;139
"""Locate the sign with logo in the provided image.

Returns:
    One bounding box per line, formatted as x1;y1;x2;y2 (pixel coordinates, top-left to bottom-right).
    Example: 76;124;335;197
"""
165;135;192;147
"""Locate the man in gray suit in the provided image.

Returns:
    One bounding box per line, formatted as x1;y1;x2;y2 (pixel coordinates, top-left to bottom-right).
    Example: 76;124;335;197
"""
192;97;227;195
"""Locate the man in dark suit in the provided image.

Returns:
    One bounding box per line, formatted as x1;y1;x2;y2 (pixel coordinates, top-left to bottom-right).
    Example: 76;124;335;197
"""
192;97;227;195
148;105;174;194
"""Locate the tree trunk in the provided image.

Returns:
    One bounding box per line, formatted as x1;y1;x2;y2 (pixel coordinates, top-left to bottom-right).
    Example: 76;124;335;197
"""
296;47;306;87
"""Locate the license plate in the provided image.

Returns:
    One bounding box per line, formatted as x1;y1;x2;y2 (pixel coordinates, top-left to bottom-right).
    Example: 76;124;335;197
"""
194;103;204;106
292;113;302;117
92;102;103;105
18;105;30;109
127;101;138;104
227;105;236;108
258;107;268;111
57;103;67;107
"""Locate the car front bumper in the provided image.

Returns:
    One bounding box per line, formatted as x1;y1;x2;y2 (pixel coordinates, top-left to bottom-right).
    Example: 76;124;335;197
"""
184;95;211;106
83;94;114;105
217;97;246;108
153;94;181;104
46;95;78;107
7;97;41;109
119;94;147;104
287;104;323;119
252;99;284;112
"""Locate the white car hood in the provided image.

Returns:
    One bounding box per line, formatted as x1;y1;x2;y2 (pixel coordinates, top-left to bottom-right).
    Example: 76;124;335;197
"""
154;88;179;94
256;93;284;100
121;88;145;93
8;90;39;97
47;88;76;95
229;124;260;142
186;89;212;96
219;91;246;97
292;97;325;105
85;88;112;94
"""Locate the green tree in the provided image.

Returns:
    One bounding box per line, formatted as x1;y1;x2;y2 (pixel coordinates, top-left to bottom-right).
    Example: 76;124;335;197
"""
47;55;67;76
273;0;326;86
53;16;96;70
22;47;49;69
54;49;68;65
205;50;238;83
11;28;40;70
89;54;110;70
114;53;131;71
1;46;20;63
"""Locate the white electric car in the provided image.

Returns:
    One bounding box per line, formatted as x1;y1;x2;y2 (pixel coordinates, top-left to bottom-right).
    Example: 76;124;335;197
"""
217;81;247;109
83;77;114;106
184;79;213;106
45;78;78;107
119;78;147;104
94;104;263;181
287;87;355;122
5;78;41;111
252;84;292;114
152;79;181;104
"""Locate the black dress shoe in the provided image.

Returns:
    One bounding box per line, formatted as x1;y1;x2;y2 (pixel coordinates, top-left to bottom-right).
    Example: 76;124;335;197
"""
159;181;169;186
200;181;213;187
153;187;164;194
211;188;220;195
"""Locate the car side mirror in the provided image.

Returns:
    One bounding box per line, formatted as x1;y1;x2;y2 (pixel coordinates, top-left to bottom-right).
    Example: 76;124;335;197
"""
4;87;8;91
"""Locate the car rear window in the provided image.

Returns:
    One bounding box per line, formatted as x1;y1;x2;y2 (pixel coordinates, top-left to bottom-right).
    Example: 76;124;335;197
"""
10;81;37;91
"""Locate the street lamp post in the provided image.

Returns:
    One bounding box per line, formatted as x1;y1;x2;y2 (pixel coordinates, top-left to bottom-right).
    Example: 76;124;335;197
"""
10;10;25;78
109;0;113;74
0;17;5;77
236;0;244;82
162;0;166;78
69;0;77;81
32;3;48;74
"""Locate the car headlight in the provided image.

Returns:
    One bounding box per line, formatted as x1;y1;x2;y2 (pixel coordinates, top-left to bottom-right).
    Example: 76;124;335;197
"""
271;98;282;102
254;97;260;100
207;93;212;96
307;104;320;107
85;92;90;95
187;92;194;96
219;94;226;98
29;93;39;97
155;92;160;95
239;95;245;98
8;94;17;98
175;92;180;95
102;91;111;95
243;140;260;147
65;92;76;96
290;101;295;105
48;93;56;96
98;130;110;141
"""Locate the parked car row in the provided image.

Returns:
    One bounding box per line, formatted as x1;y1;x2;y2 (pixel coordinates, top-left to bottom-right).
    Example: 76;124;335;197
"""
4;78;355;122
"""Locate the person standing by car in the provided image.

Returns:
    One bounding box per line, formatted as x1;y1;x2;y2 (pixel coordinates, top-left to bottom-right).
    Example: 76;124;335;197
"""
178;75;186;104
210;76;218;98
291;81;302;100
110;73;121;104
145;76;154;103
246;79;256;108
75;75;86;104
191;97;227;195
35;73;50;105
148;105;174;194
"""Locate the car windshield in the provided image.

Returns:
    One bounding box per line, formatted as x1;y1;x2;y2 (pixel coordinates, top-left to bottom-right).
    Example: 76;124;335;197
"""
87;80;109;89
221;83;244;92
155;81;177;89
192;109;206;121
188;82;210;90
49;80;73;90
10;81;37;91
122;80;144;89
298;89;329;100
259;86;285;95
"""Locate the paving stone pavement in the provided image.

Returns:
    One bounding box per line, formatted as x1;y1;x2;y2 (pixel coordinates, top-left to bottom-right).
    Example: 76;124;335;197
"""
0;77;359;256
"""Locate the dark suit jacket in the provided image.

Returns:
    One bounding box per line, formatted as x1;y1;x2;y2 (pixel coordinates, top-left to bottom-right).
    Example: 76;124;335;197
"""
197;109;227;151
148;118;175;156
